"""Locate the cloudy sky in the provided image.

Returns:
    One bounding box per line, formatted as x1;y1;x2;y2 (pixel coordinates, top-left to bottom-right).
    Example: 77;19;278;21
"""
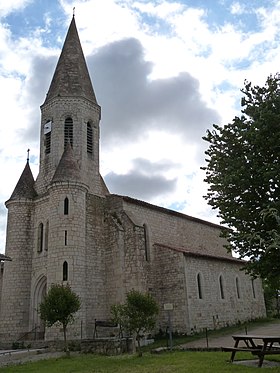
0;0;280;253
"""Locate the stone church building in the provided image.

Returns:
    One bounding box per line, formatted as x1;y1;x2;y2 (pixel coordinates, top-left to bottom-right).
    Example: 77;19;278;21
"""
0;17;266;343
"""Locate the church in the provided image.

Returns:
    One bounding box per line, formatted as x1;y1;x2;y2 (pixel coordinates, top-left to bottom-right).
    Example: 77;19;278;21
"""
0;16;266;344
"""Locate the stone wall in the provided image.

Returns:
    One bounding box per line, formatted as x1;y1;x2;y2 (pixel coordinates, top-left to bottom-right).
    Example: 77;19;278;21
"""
85;194;108;338
0;200;34;341
184;255;266;333
105;195;266;334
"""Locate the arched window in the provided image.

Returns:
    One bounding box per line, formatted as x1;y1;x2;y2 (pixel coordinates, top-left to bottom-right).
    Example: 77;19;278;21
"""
45;220;49;251
197;273;203;299
143;224;150;261
37;223;44;252
219;275;225;299
64;197;69;215
64;117;73;148
87;122;93;154
63;261;68;281
236;277;240;299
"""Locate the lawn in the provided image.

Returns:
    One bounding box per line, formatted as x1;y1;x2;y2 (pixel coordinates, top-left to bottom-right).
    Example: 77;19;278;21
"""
1;351;280;373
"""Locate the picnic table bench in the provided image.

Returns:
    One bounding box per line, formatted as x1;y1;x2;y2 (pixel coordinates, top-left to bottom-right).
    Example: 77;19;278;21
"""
222;334;280;367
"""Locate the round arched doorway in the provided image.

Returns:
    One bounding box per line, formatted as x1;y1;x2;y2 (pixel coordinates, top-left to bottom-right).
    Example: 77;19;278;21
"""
32;275;47;339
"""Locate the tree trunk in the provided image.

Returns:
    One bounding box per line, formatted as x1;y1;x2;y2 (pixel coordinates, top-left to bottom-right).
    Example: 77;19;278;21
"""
63;324;70;356
136;335;142;357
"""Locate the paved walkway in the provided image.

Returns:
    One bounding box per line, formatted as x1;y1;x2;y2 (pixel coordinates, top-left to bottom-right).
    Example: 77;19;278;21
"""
181;320;280;349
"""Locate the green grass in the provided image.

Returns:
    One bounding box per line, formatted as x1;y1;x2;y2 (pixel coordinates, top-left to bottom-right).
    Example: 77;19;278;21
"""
1;351;280;373
1;318;280;372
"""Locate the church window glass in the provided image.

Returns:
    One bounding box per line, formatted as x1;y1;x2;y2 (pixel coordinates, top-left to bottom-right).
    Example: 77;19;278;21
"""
197;273;203;299
37;223;44;252
87;122;93;154
219;275;225;299
64;197;69;215
63;261;68;281
64;117;73;148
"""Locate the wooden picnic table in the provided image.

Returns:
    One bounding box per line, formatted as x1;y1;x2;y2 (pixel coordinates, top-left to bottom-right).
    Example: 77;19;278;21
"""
222;334;280;367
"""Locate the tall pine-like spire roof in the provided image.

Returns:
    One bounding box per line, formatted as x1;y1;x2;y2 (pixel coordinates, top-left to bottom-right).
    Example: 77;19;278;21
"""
43;16;97;104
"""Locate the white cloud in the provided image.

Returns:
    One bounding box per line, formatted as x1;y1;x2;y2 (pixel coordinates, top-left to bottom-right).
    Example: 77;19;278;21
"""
230;2;246;15
0;0;33;17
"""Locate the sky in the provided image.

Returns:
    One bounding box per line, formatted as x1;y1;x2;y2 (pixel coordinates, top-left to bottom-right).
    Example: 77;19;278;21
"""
1;0;280;253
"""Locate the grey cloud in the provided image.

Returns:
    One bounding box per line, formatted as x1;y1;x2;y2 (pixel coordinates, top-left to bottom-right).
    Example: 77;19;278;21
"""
88;38;220;148
105;172;176;200
105;157;177;200
19;55;57;143
21;37;220;154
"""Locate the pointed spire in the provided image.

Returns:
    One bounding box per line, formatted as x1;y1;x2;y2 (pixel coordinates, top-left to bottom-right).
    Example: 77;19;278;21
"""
9;161;37;200
44;16;97;105
51;142;81;183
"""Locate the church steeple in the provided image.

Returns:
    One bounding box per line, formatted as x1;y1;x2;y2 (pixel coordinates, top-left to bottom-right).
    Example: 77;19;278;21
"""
44;16;97;105
36;16;106;197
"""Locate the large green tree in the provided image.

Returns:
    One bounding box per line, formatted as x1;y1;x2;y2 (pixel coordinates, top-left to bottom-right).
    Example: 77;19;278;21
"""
111;290;159;356
39;284;81;354
202;74;280;283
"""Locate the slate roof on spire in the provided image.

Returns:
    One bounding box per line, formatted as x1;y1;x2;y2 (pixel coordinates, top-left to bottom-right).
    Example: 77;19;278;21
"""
51;142;81;183
44;16;97;105
9;161;37;200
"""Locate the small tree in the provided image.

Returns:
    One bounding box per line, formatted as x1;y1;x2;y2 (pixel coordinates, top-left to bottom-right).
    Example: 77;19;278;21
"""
111;290;159;356
39;284;81;354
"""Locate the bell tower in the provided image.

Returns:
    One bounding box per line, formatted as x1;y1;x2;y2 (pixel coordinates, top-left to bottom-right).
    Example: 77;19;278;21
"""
35;16;107;196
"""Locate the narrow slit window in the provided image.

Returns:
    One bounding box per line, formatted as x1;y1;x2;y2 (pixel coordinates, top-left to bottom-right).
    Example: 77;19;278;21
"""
45;220;49;251
236;277;240;299
143;224;150;261
64;230;68;246
64;117;73;148
87;122;93;154
37;223;44;252
64;197;69;215
197;273;203;299
63;261;68;281
251;279;256;298
219;275;225;299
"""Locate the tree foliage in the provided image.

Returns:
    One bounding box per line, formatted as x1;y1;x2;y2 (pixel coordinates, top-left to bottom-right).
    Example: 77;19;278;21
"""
111;290;159;356
39;284;81;352
202;74;280;283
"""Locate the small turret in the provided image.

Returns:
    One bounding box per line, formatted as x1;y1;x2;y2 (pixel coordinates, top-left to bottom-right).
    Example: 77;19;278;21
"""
8;161;37;202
